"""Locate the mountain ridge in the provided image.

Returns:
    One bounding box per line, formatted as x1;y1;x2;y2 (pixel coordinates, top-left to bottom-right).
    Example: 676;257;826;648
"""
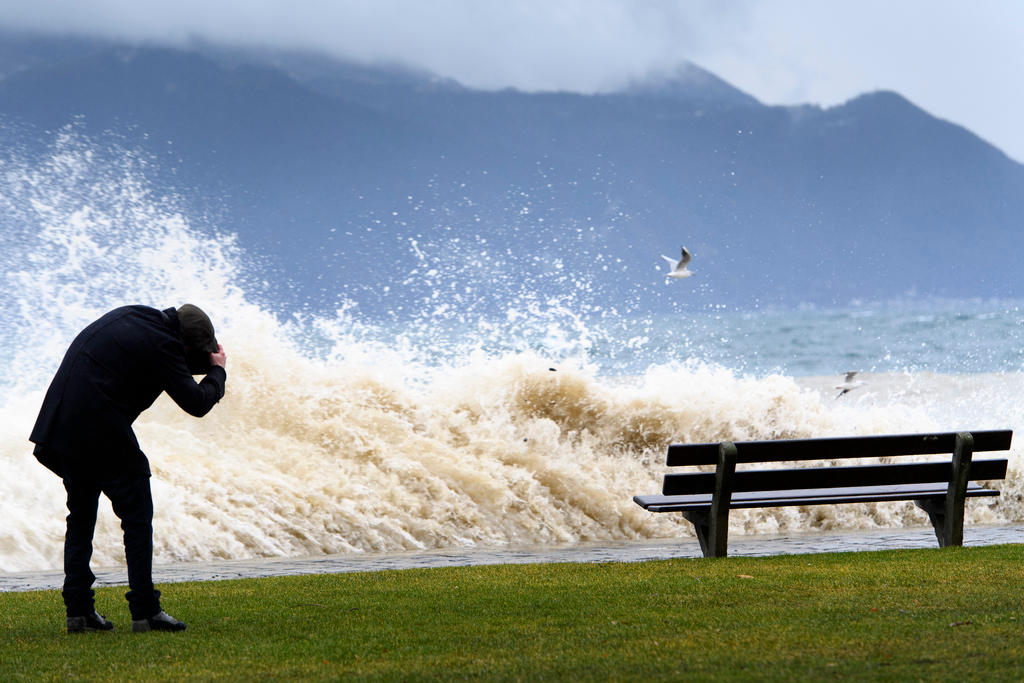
0;31;1020;315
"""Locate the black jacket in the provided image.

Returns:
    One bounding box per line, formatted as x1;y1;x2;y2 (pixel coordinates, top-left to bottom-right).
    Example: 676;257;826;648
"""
30;305;227;478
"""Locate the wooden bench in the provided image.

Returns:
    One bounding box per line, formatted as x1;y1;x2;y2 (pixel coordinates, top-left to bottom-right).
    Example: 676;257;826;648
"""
634;430;1012;558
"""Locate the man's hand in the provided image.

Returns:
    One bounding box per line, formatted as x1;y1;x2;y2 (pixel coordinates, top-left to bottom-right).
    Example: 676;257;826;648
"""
210;344;227;369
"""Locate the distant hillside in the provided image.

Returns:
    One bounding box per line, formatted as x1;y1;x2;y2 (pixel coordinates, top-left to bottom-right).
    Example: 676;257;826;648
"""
1;31;1021;316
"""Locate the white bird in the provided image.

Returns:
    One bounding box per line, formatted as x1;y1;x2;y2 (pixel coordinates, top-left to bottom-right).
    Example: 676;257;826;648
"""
662;246;694;279
834;371;866;399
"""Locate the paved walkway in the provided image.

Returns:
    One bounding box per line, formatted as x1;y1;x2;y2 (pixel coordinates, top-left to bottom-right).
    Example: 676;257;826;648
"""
3;524;1021;593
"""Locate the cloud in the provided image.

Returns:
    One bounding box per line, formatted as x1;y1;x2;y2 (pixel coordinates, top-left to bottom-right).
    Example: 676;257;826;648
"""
0;0;745;92
2;0;1022;159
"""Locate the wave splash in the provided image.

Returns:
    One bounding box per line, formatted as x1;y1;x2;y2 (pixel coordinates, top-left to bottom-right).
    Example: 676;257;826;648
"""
1;130;1020;573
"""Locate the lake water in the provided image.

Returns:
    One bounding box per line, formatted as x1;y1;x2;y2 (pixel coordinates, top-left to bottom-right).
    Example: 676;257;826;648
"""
1;130;1022;575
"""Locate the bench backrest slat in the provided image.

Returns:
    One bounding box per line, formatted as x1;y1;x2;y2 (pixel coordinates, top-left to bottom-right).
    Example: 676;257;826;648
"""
665;430;1012;467
662;458;1008;496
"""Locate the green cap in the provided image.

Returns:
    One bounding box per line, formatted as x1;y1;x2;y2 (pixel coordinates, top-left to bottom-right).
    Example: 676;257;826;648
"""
177;304;219;353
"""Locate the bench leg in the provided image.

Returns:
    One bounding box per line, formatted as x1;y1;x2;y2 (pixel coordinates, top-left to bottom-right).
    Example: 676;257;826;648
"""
708;443;737;557
915;497;947;546
682;511;712;556
681;443;738;558
943;432;973;547
916;432;974;548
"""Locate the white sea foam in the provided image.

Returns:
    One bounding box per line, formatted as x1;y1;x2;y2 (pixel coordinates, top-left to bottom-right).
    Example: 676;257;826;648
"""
1;130;1021;573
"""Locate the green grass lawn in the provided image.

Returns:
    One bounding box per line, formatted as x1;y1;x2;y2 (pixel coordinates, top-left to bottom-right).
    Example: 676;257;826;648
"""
1;544;1022;681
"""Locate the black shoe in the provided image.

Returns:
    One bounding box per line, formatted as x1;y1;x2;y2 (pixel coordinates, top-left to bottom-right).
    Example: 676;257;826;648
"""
67;610;114;633
132;610;187;632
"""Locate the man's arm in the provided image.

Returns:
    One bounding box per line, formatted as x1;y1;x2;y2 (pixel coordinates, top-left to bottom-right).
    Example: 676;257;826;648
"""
158;341;227;417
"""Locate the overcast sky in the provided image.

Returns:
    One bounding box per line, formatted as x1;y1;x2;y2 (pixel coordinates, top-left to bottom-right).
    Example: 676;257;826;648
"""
2;0;1023;161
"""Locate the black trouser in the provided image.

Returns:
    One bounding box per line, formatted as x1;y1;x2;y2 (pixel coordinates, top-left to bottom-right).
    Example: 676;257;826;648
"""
62;473;161;620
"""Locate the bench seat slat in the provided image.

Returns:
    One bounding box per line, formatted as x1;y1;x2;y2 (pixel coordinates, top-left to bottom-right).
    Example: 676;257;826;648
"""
635;482;999;513
662;459;1008;496
666;430;1013;466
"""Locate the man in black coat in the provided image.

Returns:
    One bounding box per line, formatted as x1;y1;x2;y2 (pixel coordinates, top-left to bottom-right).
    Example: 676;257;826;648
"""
30;304;227;633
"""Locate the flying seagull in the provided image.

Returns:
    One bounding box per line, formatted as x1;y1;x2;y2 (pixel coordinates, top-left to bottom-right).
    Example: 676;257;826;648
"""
834;371;866;399
662;246;694;279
